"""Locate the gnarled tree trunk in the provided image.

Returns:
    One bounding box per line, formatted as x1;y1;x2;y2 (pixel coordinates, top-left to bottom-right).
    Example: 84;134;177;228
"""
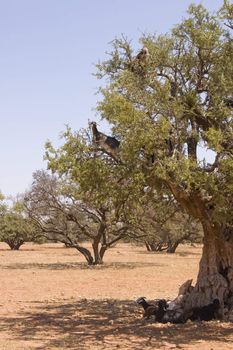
166;240;181;253
168;183;233;319
184;222;233;318
92;218;107;265
5;238;25;250
92;239;104;265
74;245;94;265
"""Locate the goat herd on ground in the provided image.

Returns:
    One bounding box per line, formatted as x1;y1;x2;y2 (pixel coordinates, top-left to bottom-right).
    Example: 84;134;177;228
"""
135;276;220;324
135;296;220;324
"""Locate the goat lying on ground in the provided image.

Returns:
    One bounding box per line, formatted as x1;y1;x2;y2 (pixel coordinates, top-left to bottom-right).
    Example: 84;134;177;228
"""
190;299;220;321
136;297;167;321
154;299;167;322
136;296;220;323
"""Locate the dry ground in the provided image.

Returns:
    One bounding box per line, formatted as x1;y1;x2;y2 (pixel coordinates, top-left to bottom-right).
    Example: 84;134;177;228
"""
0;242;232;350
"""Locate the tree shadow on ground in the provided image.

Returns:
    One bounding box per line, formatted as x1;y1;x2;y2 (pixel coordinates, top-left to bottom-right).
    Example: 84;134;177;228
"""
0;248;37;252
0;299;232;350
137;250;201;257
1;261;165;271
177;251;201;257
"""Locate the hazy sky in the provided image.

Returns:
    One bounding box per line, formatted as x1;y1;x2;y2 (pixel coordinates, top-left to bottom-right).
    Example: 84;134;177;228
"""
0;0;223;196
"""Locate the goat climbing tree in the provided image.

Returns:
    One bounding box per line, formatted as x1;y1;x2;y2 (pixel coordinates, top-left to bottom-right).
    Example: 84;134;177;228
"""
43;129;145;265
96;2;233;318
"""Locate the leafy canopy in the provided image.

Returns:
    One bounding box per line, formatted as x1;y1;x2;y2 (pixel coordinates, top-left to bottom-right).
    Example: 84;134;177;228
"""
95;3;233;225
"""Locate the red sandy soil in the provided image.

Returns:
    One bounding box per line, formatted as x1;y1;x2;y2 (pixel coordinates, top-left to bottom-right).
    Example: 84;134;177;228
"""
0;242;232;350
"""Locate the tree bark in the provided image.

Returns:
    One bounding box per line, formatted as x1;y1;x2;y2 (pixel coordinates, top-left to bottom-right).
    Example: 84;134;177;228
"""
92;240;107;265
99;245;107;261
184;221;233;317
167;182;233;318
92;239;103;265
74;245;94;265
5;239;24;250
91;215;107;265
145;241;152;251
167;240;180;253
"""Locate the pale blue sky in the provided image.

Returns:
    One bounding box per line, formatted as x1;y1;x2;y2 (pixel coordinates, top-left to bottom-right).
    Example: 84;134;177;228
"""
0;0;223;196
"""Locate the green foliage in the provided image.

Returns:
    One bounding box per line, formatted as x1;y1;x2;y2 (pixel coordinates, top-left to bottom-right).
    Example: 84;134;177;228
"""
0;198;38;250
219;1;233;31
45;127;145;220
27;151;144;264
95;4;233;227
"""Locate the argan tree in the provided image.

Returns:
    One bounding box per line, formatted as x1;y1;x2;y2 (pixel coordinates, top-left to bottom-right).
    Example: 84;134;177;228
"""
27;129;143;265
0;198;38;250
136;194;202;253
95;3;233;317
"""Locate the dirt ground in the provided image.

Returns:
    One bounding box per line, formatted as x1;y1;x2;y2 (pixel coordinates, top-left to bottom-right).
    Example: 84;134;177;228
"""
0;242;232;350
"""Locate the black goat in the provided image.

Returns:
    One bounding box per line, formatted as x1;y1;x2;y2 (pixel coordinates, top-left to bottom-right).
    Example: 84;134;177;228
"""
136;297;156;318
136;297;167;321
190;298;220;321
154;299;167;322
90;121;120;161
136;297;151;311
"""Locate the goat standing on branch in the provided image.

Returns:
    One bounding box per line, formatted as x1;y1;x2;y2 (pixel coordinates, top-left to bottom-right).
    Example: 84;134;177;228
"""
90;121;120;162
136;46;149;64
131;46;150;75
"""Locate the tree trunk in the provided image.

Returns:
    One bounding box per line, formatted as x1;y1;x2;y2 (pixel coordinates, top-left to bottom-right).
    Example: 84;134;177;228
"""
166;240;180;253
183;220;233;318
100;245;107;260
145;241;152;251
74;245;94;265
6;239;24;250
92;239;104;265
92;216;107;265
167;183;233;319
149;242;168;252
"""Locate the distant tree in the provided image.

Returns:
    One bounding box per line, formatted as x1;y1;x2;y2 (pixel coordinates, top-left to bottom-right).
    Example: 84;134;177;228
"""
128;190;202;253
25;139;143;265
95;3;233;317
0;198;38;250
143;212;202;253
